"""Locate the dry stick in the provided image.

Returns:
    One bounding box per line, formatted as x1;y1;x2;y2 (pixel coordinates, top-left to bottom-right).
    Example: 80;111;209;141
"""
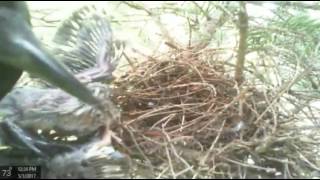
140;134;164;147
284;161;293;179
125;106;180;125
265;156;294;165
297;151;320;171
191;1;211;20
168;115;208;134
198;87;248;132
254;68;312;125
165;144;176;178
130;48;158;62
150;114;176;129
187;17;192;47
123;52;137;71
164;131;196;176
180;102;186;133
200;119;226;166
123;1;179;47
175;166;194;177
306;106;320;126
157;166;169;179
222;157;277;173
126;127;154;171
162;114;177;129
262;89;278;134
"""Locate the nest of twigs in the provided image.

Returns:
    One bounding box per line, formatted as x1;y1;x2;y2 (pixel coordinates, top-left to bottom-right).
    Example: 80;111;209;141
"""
112;45;320;178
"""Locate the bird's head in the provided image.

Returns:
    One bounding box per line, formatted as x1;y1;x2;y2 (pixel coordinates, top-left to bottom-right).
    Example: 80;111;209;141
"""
0;2;103;109
0;2;30;23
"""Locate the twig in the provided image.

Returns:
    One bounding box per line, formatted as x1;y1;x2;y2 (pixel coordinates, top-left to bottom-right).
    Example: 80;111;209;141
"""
222;157;277;173
200;119;226;165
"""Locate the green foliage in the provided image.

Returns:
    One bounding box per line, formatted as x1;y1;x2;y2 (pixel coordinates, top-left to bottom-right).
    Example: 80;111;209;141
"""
245;3;320;95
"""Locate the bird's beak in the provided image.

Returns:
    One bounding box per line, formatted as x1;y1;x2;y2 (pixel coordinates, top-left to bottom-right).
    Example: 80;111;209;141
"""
8;35;102;109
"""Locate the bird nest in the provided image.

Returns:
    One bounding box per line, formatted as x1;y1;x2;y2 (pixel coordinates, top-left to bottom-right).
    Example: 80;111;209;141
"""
112;45;320;178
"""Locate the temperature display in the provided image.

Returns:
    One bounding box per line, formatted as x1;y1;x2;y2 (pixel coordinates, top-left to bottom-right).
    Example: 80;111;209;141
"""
0;166;41;179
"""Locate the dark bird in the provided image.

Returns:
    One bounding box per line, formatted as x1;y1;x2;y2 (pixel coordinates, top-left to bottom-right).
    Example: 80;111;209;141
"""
0;2;101;108
0;4;123;157
0;5;130;178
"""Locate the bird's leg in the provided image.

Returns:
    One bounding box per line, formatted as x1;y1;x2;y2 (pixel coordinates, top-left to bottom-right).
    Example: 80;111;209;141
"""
89;125;112;152
0;120;75;158
92;123;123;154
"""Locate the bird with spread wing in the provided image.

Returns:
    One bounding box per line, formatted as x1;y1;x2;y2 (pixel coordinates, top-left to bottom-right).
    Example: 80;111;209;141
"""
0;4;124;162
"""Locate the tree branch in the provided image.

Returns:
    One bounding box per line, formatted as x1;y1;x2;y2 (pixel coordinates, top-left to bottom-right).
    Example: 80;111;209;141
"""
235;1;248;84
